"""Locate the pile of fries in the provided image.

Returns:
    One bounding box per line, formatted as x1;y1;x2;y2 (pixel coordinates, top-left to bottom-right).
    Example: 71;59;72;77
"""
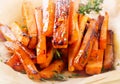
0;0;114;80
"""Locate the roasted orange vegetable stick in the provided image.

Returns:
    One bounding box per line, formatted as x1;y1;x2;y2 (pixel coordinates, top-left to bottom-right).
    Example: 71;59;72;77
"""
0;24;16;41
40;48;53;69
39;60;65;79
4;41;36;63
68;15;88;71
15;43;40;80
35;7;47;64
74;37;94;71
42;0;55;36
86;50;104;75
5;53;25;72
22;1;37;49
68;0;80;44
73;20;96;71
100;12;109;49
10;22;30;46
104;30;114;70
40;39;53;68
52;0;69;48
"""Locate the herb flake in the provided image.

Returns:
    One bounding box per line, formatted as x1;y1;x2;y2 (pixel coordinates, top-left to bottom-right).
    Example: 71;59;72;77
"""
78;0;103;15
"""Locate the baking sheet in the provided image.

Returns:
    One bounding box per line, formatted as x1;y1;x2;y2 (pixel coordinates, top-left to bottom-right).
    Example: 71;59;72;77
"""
0;0;120;84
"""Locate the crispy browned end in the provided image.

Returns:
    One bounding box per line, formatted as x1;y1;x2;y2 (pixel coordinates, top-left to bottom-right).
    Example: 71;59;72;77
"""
52;0;69;48
86;50;104;75
104;30;114;70
39;60;65;79
10;22;30;46
97;15;104;31
42;0;55;36
15;43;40;80
68;0;79;44
35;8;47;64
73;20;96;71
5;53;25;72
0;25;16;41
22;2;37;49
100;12;109;49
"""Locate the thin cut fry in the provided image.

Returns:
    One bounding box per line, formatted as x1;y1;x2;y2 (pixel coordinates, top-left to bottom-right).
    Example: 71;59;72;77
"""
35;7;47;64
22;1;37;49
100;12;109;49
42;0;55;36
52;0;69;48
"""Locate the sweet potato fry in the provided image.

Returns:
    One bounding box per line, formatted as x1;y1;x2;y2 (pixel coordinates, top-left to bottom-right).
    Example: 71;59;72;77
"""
100;12;109;49
52;0;69;48
73;20;96;71
68;15;88;71
0;24;16;41
22;1;37;49
5;53;25;72
15;43;40;80
4;41;36;63
68;0;80;44
39;60;65;79
42;0;55;36
103;30;114;70
10;22;30;46
86;50;104;75
34;7;47;64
